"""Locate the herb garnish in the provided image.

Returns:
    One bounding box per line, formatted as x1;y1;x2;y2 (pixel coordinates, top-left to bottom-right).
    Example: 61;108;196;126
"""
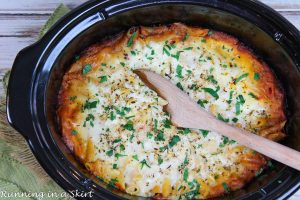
235;95;245;115
127;31;137;47
182;33;189;42
176;82;184;90
120;144;125;151
163;119;171;128
159;145;168;152
179;153;189;170
82;64;92;75
219;136;235;147
222;182;230;193
120;62;125;67
83;100;98;110
227;91;234;104
133;154;139;161
179;128;191;135
122;120;134;131
197;99;208;108
71;130;78;135
217;113;229;123
115;153;127;159
108;178;118;189
113;139;122;144
202;86;220;100
83;114;95;127
116;107;131;116
171;51;183;60
254;72;260;80
169;135;181;148
232;117;238;123
140;159;151;169
75;55;80;61
176;64;183;78
110;111;116;120
184;47;193;51
200;129;209;137
99;75;108;83
70;96;77;101
248;92;258;99
235;73;249;84
155;130;165;141
106;149;113;157
130;50;136;55
147;132;153;139
207;75;218;84
183;180;200;199
154;119;158;132
183;168;189;182
158;155;163;165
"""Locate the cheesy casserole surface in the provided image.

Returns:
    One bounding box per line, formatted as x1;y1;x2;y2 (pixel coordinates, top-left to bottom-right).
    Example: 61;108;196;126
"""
58;23;286;199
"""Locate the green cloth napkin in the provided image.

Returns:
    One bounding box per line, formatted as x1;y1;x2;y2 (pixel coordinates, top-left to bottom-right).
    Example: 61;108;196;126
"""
0;4;73;200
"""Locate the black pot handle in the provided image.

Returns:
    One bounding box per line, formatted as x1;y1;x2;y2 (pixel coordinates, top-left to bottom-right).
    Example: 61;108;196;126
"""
6;43;41;140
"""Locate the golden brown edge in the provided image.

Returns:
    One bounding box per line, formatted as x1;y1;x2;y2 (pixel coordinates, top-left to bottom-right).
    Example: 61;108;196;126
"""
57;22;286;199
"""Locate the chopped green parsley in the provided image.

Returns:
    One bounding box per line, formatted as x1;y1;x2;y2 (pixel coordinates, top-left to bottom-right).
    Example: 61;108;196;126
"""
106;149;113;157
140;159;150;169
200;129;209;137
158;155;163;165
155;130;165;141
248;92;258;99
254;72;260;80
83;100;98;110
227;90;234;104
183;168;189;182
182;33;189;42
202;86;220;100
122;120;134;131
176;82;184;90
235;73;249;84
108;178;118;189
222;182;230;193
184;47;193;51
127;31;137;47
197;99;208;108
115;153;127;159
176;64;183;78
132;154;139;161
71;130;78;135
82;64;92;75
69;96;77;101
217;113;229;123
99;75;108;83
163;119;171;128
147;132;153;139
169;135;181;148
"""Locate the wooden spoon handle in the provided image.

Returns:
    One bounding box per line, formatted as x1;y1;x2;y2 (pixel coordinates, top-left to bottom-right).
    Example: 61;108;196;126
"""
207;119;300;170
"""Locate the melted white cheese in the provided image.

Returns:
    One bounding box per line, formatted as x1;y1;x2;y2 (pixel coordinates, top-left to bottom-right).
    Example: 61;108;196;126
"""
74;33;269;198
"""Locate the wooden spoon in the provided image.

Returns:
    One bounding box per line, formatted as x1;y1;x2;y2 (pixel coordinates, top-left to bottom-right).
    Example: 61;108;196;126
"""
135;69;300;171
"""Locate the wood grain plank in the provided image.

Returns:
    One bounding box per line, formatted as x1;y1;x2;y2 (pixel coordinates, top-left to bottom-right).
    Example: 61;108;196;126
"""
0;0;299;14
0;37;36;67
280;11;300;29
0;15;48;37
0;0;86;14
0;11;299;38
261;0;300;11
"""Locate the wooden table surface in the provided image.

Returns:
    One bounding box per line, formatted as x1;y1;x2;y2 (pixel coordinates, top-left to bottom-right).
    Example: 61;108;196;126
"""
0;0;299;199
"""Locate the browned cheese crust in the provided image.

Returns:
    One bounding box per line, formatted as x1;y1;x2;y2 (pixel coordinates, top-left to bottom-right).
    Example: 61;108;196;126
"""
58;23;286;199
